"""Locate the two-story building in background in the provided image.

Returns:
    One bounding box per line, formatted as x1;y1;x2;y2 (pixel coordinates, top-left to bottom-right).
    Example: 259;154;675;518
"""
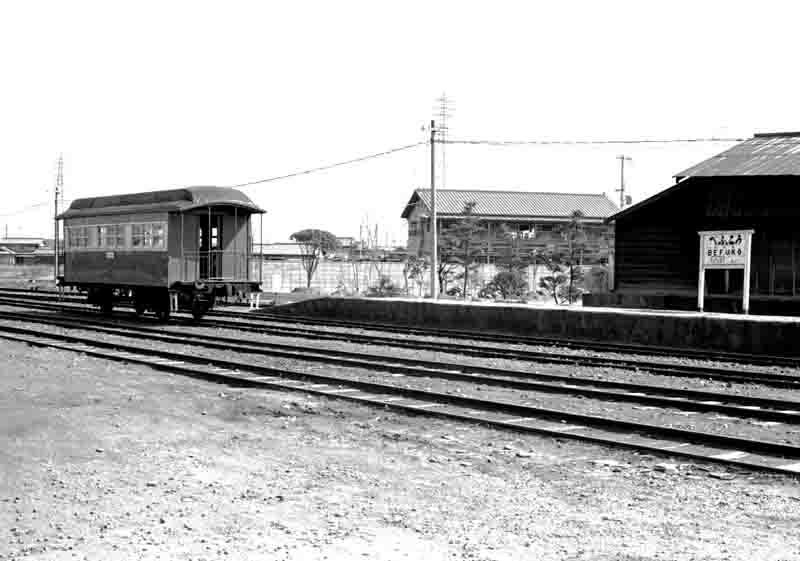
401;188;618;266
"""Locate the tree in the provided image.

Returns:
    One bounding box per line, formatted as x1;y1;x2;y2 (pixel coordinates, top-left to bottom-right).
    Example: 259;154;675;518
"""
537;251;567;304
439;202;487;299
536;210;587;304
559;210;587;304
403;255;429;296
290;229;339;288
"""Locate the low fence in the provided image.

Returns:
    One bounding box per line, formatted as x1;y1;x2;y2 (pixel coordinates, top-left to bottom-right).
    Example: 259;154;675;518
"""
0;265;57;284
0;260;607;295
254;259;554;296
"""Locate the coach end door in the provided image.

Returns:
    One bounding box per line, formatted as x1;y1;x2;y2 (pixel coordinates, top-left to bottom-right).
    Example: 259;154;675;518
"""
199;215;223;279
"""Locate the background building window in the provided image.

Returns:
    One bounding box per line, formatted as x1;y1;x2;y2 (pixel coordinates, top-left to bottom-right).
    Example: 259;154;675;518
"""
519;224;535;239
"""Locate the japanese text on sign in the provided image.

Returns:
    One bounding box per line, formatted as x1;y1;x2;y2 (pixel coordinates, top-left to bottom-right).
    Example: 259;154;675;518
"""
700;230;750;268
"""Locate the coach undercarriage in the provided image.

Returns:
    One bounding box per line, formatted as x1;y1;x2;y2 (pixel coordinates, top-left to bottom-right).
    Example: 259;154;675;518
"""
82;280;259;321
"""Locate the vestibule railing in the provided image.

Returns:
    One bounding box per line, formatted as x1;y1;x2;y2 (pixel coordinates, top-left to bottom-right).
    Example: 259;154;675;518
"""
181;250;249;281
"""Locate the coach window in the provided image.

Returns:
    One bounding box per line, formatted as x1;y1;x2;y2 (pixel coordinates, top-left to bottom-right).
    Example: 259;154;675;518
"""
152;223;165;248
68;226;89;249
97;224;125;248
132;224;147;248
132;222;166;249
112;224;125;247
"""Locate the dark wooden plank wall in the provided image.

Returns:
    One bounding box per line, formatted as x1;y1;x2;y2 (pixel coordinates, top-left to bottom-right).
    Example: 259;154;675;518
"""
615;177;800;296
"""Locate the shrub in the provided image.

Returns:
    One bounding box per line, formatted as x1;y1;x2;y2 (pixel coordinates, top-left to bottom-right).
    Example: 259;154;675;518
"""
366;275;402;297
480;270;528;300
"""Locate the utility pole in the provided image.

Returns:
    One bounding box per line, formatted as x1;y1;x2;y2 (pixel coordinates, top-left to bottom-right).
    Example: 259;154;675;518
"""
429;95;452;299
54;154;63;282
430;119;438;299
616;155;632;208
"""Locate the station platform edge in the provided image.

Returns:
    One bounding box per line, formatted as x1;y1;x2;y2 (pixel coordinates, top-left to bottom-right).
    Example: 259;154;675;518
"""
275;297;800;356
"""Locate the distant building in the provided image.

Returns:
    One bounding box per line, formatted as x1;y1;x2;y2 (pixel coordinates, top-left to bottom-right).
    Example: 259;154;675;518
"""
254;242;306;261
401;188;618;264
255;238;407;263
0;237;59;265
0;247;14;266
0;237;48;253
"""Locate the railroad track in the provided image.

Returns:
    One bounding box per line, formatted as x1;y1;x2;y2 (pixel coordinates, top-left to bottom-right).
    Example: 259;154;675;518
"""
2;308;800;423
0;295;798;388
3;286;799;368
247;309;800;368
1;317;800;476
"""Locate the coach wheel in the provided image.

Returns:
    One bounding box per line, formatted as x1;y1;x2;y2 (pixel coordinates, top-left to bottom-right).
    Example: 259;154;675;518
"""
155;306;170;322
100;293;114;316
134;299;147;317
191;297;206;321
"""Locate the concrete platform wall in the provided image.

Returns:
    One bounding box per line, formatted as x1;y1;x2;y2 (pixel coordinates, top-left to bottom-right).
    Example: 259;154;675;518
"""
278;297;800;356
584;291;800;317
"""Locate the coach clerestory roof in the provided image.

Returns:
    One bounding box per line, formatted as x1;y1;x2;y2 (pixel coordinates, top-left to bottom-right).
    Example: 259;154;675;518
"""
57;186;264;219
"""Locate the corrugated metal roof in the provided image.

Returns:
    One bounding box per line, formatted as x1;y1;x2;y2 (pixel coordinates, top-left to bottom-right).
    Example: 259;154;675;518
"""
58;186;264;219
402;189;618;219
676;132;800;178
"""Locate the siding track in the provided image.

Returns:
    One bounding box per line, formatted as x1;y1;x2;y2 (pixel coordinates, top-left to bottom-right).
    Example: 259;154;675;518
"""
0;294;798;388
1;308;800;422
1;310;800;476
2;287;798;368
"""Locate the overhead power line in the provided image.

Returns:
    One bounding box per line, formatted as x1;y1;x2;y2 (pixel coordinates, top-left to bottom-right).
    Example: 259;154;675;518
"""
442;137;746;146
222;135;742;188
229;142;425;188
0;201;50;217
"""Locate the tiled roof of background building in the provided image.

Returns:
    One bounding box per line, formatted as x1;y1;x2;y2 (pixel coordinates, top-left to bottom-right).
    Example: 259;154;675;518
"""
676;132;800;177
402;189;618;220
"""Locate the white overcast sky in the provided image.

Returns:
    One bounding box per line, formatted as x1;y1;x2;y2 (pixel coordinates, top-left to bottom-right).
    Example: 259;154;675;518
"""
1;1;799;243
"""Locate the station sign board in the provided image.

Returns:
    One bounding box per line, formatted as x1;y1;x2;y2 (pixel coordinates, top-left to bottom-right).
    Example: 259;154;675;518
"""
700;231;749;268
697;229;754;314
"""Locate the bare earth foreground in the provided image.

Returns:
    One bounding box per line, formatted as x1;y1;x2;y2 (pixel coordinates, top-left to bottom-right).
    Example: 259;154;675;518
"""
1;342;798;561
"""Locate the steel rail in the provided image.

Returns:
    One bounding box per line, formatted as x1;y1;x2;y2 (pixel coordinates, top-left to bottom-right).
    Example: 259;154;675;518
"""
3;287;798;368
1;309;800;423
0;295;799;388
1;327;799;476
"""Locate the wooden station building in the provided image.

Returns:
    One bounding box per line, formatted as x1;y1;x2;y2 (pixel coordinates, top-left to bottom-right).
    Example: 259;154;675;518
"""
595;132;800;315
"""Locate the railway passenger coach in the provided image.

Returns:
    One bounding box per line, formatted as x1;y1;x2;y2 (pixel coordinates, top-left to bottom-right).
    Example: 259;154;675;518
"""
57;186;265;320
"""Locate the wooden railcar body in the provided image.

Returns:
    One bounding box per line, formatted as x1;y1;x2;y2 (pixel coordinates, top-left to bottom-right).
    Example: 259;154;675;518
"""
57;187;264;319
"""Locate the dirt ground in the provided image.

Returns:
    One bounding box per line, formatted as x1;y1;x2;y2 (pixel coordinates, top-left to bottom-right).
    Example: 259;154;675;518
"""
1;341;799;560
